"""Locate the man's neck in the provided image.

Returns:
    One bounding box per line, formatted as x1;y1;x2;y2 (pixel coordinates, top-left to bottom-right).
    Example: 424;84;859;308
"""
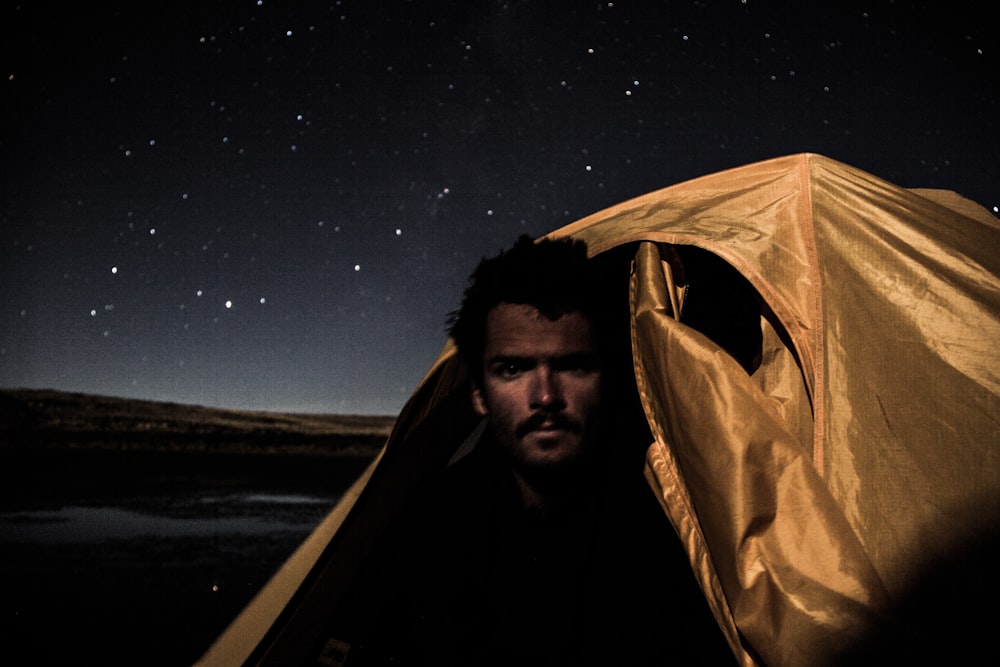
509;461;598;516
511;470;548;511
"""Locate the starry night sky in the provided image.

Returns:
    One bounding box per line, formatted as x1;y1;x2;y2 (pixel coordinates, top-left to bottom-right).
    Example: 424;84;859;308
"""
2;1;997;415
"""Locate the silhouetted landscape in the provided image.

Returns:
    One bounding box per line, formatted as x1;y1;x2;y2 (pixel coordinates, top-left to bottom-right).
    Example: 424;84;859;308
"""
0;389;391;666
0;388;395;457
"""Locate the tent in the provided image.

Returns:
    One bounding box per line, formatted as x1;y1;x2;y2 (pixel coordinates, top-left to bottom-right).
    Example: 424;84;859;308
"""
195;153;1000;666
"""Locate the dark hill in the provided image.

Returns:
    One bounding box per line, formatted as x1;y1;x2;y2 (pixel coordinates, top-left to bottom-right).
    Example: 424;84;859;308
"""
0;388;394;457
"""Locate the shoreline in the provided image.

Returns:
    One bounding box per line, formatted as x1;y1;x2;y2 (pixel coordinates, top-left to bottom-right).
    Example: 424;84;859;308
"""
0;388;394;458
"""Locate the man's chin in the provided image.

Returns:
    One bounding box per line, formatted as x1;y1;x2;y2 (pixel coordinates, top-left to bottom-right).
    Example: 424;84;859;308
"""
519;433;584;466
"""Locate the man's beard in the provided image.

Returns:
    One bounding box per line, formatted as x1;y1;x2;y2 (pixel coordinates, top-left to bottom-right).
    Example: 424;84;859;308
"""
494;412;604;490
514;411;583;439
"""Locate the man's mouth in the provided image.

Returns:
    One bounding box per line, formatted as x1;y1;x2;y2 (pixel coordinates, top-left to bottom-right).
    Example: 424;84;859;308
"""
516;413;580;438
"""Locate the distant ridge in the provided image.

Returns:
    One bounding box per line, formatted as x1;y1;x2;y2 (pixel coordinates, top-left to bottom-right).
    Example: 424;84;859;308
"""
0;388;394;457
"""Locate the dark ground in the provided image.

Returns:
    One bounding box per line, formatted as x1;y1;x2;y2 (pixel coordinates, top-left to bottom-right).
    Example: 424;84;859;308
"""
1;443;374;666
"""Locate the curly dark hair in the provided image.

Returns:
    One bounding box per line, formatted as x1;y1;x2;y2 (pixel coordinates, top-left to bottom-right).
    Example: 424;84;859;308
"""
447;234;613;383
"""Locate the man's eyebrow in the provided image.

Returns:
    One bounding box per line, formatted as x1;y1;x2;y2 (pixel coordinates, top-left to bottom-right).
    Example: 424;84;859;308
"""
556;351;598;359
553;351;600;365
486;354;531;364
551;350;599;360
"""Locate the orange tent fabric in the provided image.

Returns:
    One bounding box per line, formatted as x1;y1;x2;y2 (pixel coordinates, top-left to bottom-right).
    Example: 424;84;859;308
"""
547;153;1000;663
196;154;1000;666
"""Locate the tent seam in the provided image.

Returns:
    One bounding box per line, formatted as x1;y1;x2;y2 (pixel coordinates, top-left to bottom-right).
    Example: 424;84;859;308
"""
797;153;827;474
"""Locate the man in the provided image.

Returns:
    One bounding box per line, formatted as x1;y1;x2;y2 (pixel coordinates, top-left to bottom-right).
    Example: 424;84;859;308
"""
448;234;618;515
341;236;733;665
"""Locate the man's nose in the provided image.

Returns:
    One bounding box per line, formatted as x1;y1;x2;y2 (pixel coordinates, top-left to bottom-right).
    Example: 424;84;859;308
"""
530;366;565;410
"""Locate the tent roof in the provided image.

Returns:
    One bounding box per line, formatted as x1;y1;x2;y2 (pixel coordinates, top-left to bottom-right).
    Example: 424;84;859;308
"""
550;152;1000;663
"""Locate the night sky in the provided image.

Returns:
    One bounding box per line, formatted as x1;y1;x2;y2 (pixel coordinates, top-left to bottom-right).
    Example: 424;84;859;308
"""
2;1;997;415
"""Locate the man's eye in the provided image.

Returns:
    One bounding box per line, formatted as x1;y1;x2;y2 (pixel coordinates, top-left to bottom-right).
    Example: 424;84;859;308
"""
491;361;528;377
554;356;598;374
499;363;522;376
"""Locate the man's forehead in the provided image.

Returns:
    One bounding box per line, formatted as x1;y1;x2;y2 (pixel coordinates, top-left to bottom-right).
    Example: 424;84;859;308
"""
483;303;597;355
487;301;586;322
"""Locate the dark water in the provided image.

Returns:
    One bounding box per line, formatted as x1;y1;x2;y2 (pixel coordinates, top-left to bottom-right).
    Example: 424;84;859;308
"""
0;449;370;667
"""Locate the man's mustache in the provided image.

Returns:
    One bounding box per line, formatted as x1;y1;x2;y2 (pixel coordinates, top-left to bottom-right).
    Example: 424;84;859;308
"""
515;412;582;438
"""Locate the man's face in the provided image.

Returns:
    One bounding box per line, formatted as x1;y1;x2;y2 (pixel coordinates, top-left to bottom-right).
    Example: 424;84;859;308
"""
471;302;604;474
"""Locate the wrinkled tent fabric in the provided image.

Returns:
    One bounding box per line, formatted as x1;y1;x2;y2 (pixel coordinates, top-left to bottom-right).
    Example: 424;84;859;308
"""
196;153;1000;667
